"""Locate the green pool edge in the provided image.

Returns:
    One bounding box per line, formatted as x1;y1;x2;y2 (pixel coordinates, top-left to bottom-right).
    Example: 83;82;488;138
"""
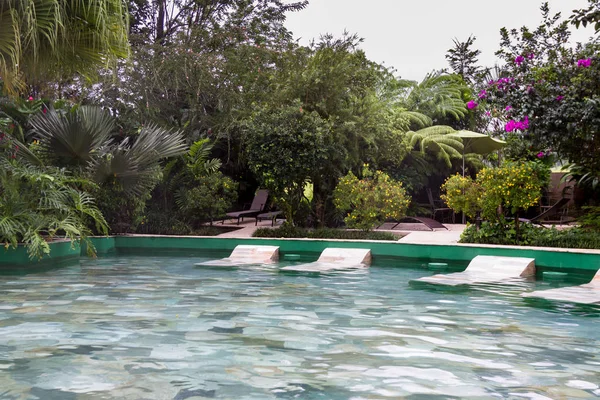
2;235;599;278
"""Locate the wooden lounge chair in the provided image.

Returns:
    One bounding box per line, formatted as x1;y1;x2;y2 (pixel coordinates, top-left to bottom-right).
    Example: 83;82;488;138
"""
386;216;448;231
521;197;573;226
255;210;283;226
426;188;454;223
223;189;269;224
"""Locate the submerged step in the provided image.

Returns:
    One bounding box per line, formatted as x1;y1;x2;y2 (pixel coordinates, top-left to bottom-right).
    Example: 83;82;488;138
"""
197;245;279;266
413;255;535;287
523;269;600;305
280;248;371;273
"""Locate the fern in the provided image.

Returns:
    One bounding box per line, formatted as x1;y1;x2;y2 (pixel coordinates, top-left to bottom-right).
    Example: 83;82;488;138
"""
0;156;108;259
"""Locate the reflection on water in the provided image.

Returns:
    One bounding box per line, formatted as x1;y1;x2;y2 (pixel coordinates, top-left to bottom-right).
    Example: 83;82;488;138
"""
0;256;599;399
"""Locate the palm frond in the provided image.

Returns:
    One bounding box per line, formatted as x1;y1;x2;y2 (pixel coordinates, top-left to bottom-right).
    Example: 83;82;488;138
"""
0;0;129;95
405;125;463;167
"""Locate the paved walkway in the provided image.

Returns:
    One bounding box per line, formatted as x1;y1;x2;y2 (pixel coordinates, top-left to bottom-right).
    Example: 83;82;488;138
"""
215;219;466;245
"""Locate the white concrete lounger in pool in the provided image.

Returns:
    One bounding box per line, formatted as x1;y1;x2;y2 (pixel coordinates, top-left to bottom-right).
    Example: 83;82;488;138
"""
280;248;372;273
414;255;535;286
196;245;279;266
522;269;600;305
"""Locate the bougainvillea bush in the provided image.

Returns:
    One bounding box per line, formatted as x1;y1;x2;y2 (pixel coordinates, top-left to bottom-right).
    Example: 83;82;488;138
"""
466;4;600;185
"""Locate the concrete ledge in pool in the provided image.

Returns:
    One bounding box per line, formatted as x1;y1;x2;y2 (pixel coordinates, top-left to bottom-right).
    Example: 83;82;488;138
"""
280;247;372;273
522;268;600;305
196;245;279;267
412;255;535;287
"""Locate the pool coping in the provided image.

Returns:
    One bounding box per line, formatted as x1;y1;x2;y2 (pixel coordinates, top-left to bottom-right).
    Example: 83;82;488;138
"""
2;235;600;275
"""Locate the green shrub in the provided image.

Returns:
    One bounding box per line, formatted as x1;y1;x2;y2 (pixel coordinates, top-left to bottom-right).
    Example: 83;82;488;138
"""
443;161;549;238
137;210;192;235
441;174;482;219
334;167;410;231
460;223;600;249
578;206;600;232
252;226;400;241
477;162;545;221
175;172;238;225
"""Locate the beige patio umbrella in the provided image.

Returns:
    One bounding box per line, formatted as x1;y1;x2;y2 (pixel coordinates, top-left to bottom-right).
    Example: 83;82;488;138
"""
446;130;506;177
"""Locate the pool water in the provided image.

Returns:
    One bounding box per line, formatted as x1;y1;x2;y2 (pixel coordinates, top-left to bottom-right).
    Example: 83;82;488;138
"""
0;256;599;399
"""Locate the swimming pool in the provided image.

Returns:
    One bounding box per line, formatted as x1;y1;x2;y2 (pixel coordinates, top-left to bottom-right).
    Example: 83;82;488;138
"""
0;255;599;399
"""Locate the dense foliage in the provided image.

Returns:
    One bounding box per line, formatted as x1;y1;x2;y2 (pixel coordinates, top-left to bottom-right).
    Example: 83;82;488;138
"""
0;0;129;94
243;103;329;225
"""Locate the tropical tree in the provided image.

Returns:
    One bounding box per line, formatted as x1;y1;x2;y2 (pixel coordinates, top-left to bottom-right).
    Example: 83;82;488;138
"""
0;0;129;95
446;35;486;85
243;103;330;225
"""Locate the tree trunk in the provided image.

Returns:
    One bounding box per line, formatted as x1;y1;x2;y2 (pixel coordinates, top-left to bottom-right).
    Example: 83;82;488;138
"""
514;211;520;242
156;0;166;43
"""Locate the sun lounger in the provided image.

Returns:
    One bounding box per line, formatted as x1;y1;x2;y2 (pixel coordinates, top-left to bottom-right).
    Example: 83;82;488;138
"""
223;189;269;224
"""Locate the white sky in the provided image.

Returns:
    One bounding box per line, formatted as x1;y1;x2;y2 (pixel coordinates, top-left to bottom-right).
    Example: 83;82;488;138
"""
285;0;596;81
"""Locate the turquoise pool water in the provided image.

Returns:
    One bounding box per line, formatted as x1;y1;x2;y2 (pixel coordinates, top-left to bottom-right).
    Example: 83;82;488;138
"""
0;255;599;399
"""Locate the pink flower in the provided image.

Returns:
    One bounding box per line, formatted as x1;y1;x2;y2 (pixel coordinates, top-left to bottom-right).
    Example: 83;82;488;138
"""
504;116;529;132
28;96;33;101
527;53;535;60
505;106;512;112
505;120;517;132
467;100;478;109
485;111;491;117
42;108;47;114
537;151;544;159
478;90;487;99
577;58;592;68
515;55;525;66
556;95;564;101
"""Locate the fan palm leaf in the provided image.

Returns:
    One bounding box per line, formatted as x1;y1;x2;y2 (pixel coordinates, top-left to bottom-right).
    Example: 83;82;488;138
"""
90;124;187;197
31;106;115;167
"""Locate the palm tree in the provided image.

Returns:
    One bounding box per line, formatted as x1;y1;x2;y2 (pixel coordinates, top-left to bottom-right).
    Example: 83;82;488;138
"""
0;0;129;95
30;106;187;197
397;71;469;124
